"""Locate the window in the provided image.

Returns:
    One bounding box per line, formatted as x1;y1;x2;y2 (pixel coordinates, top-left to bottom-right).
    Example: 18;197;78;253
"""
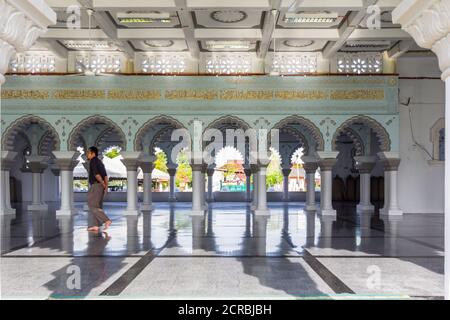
337;53;382;74
9;53;56;73
439;128;445;161
430;118;445;164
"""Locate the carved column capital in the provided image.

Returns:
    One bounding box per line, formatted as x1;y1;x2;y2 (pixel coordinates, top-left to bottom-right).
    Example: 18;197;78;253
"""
0;0;56;81
393;0;450;80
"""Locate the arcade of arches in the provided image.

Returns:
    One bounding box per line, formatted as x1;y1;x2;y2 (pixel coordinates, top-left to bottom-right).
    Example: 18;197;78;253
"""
1;113;400;218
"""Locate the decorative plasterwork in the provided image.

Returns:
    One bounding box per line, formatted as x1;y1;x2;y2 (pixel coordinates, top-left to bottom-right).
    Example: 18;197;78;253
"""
9;52;56;73
0;0;56;81
67;115;127;151
271;115;325;152
331;115;391;152
210;10;247;24
1;114;61;152
337;53;383;74
392;0;450;80
134;115;186;152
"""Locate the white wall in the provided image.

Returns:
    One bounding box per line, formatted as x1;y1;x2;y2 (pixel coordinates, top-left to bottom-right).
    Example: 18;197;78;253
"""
397;55;445;214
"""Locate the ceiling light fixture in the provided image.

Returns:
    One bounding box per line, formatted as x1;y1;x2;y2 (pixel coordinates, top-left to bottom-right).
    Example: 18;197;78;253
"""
205;40;251;50
117;12;171;24
284;12;338;24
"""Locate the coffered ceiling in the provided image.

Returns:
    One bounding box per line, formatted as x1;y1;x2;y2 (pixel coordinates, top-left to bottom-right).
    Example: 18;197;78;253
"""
34;0;425;60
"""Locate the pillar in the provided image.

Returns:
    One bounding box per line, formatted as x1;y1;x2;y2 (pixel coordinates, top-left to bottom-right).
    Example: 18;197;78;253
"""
282;168;291;202
355;156;376;213
303;160;319;212
255;164;270;216
167;167;177;202
121;152;142;215
139;159;154;211
50;166;61;201
26;156;49;211
1;151;17;216
393;1;450;297
317;152;338;216
251;164;258;210
378;153;402;216
191;164;205;216
201;164;208;210
244;167;252;202
206;166;215;202
53;151;79;216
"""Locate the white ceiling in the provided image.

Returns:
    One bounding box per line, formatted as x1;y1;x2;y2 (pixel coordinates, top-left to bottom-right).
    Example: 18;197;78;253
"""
34;0;427;60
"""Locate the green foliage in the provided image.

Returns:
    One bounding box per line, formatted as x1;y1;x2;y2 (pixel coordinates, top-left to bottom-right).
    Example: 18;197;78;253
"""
175;149;192;188
104;147;120;159
266;152;283;188
222;162;241;181
154;150;168;173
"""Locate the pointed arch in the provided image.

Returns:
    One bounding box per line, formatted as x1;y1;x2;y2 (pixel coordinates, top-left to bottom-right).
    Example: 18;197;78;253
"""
331;115;391;152
67;115;127;151
271;115;325;152
1;115;61;153
204;115;252;132
134;115;186;152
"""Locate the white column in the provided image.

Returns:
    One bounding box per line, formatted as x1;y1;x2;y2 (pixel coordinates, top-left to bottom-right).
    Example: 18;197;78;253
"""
167;167;177;202
251;165;258;210
393;0;450;298
121;152;142;215
255;164;270;216
53;151;79;216
50;167;61;201
317;152;338;216
378;153;402;216
191;164;205;216
26;156;49;211
206;167;215;202
244;167;252;202
201;164;207;210
139;160;154;211
1;151;17;216
446;75;450;300
355;156;376;213
282;168;291;202
303;161;319;212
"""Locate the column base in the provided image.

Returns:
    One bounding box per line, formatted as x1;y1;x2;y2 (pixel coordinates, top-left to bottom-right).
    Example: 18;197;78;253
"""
27;203;48;211
380;208;403;216
56;208;78;216
140;204;154;211
357;204;375;213
1;207;16;216
123;209;140;216
319;208;336;216
190;209;205;216
254;209;270;216
202;204;208;210
304;204;317;212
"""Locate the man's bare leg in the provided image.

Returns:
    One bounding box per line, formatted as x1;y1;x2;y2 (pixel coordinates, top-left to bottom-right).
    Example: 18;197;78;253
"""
87;226;100;232
103;220;112;230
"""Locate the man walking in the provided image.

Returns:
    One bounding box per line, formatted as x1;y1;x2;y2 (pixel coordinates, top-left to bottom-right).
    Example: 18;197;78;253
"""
86;146;112;232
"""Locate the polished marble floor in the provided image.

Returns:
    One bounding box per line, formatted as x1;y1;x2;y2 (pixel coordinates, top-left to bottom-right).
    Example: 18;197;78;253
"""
0;201;444;299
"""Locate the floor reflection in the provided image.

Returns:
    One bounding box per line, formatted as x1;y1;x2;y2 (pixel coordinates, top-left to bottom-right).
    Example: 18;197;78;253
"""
1;201;445;299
